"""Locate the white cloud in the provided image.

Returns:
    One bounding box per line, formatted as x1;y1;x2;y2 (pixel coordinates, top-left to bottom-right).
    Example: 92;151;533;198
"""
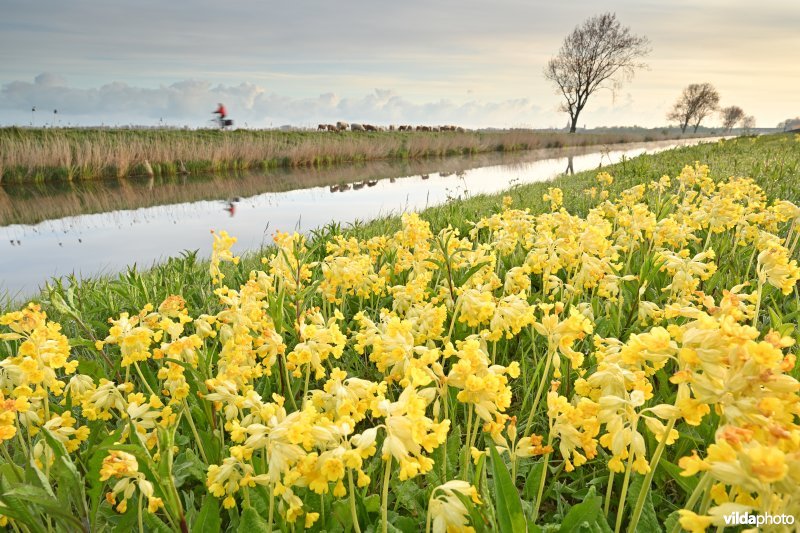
0;74;558;128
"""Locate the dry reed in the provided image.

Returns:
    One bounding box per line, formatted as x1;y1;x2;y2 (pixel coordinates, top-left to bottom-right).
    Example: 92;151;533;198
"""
0;127;704;183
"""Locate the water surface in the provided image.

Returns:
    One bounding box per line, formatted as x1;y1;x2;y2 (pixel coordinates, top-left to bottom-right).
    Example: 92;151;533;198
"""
0;138;717;298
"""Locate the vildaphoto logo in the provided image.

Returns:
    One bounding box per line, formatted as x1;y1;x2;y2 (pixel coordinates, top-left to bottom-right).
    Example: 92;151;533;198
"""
723;512;795;526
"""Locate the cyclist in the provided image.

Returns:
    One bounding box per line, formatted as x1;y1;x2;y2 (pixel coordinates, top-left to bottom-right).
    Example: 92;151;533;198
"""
213;103;227;128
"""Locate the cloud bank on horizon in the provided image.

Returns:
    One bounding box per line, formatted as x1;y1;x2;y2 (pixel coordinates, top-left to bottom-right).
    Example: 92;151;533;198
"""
1;0;798;129
2;73;619;129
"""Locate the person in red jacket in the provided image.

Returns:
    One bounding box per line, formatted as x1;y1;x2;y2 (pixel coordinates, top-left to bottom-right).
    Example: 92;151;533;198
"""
213;103;227;128
214;103;227;119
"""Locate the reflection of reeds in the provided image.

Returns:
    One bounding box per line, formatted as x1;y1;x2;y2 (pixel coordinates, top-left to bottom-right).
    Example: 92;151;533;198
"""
0;141;691;226
0;127;705;183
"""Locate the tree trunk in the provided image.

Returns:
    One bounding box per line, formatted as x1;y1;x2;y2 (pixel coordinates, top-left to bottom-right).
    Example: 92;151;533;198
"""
569;115;579;133
680;121;688;134
693;123;699;133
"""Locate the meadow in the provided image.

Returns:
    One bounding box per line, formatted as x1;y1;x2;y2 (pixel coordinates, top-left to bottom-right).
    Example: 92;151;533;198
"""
1;134;799;533
0;127;706;183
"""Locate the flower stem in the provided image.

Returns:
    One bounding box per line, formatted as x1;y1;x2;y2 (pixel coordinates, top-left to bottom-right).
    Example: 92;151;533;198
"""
182;400;209;463
267;483;275;533
628;418;676;532
614;446;637;533
752;279;764;327
667;473;711;533
381;456;392;533
604;471;615;517
524;348;553;439
138;492;144;533
348;470;362;533
532;431;554;523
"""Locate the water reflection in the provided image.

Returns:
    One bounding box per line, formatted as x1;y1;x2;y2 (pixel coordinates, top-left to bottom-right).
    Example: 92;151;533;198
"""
0;138;719;299
565;155;574;176
0;152;526;226
0;141;681;227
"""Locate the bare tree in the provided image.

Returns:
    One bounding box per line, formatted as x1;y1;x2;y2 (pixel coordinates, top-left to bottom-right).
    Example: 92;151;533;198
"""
666;83;720;133
544;13;650;133
778;117;800;131
742;115;756;133
720;106;745;132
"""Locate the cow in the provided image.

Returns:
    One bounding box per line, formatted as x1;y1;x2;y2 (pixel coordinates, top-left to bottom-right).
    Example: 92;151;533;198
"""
336;121;349;131
363;124;377;132
318;124;327;131
351;123;365;131
326;124;338;132
353;181;366;190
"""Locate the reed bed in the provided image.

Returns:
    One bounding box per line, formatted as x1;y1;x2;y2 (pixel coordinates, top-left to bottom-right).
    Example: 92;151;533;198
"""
1;143;667;227
0;127;706;183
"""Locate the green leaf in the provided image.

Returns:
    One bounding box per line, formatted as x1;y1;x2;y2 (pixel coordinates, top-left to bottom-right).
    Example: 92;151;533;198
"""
659;459;697;496
24;458;55;498
144;512;174;533
489;446;527;533
664;511;680;533
524;461;544;500
768;306;782;327
77;358;108;380
625;475;662;533
363;493;381;514
1;485;86;530
387;512;418;533
173;448;207;488
558;487;611;533
458;261;492;285
0;462;23;486
237;506;268;532
331;499;354;532
453;489;489;533
192;495;222;533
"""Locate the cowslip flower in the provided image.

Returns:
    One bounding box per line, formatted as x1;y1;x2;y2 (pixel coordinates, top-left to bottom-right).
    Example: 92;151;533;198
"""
426;480;481;533
210;230;240;284
100;450;162;514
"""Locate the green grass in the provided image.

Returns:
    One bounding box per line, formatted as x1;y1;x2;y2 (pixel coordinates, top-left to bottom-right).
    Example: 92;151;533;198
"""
4;134;797;324
1;132;799;532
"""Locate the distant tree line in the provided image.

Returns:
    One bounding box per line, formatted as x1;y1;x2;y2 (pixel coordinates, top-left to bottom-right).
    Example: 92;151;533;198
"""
666;83;755;133
778;117;800;131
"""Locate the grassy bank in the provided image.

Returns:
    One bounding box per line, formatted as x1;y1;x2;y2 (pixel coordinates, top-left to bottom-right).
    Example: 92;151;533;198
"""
0;126;709;183
3;134;798;314
1;133;799;532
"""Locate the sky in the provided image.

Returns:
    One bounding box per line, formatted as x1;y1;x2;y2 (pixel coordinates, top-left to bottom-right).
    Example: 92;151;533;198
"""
1;0;798;129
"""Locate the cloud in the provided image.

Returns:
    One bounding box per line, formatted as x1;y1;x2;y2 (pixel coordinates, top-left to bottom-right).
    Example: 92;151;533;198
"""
0;74;556;128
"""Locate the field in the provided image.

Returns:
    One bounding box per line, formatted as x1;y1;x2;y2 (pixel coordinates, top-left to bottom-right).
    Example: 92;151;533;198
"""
1;134;799;533
0;126;709;183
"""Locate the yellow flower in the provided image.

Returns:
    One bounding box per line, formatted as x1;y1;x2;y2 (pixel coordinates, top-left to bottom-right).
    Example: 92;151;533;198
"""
745;444;787;483
677;510;713;533
304;512;320;529
427;480;481;533
543;187;563;211
210;230;240;284
376;386;449;481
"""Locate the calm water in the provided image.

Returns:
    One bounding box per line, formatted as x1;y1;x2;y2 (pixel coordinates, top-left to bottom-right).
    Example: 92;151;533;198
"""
0;138;717;298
